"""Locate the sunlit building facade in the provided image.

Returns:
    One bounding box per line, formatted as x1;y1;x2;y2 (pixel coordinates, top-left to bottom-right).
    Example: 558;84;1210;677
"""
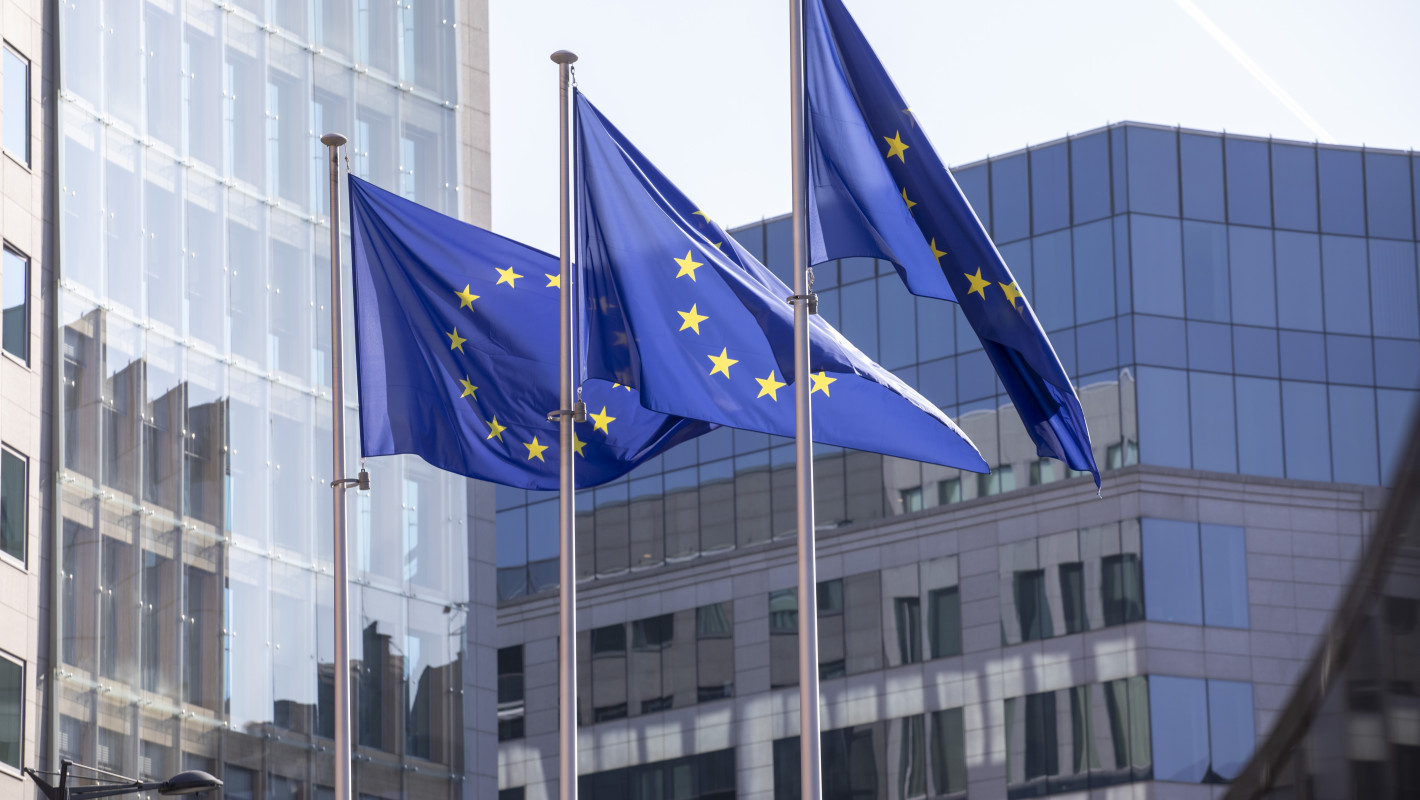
495;125;1419;799
0;1;496;799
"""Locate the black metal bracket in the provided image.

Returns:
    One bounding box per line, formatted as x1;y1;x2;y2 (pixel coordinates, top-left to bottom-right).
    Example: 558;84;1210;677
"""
547;400;587;423
786;292;819;314
331;469;371;490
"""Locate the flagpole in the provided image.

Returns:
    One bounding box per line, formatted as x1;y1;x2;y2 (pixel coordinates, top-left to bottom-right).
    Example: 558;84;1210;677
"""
550;49;581;800
788;2;822;798
320;132;354;800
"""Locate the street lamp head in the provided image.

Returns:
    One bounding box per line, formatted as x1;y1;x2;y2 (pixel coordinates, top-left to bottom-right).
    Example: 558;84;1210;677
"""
157;771;223;796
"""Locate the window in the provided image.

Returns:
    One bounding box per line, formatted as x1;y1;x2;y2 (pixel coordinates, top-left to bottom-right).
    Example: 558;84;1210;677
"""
0;651;20;771
1059;562;1087;634
696;602;734;701
0;447;24;565
4;44;28;165
1149;676;1254;783
1143;519;1249;629
1101;553;1144;626
582;748;735;800
1013;569;1053;642
899;486;923;513
2;247;27;361
893;596;922;664
930;708;968;796
589;624;627;722
1007;677;1152;797
497;645;524;741
937;478;962;505
978;465;1015;498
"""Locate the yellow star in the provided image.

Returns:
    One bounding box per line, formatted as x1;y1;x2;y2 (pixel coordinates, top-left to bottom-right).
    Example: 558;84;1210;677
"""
755;370;787;401
495;266;523;287
677;303;709;334
458;377;477;399
545;273;561;288
455;284;479;309
713;241;723;249
930;239;947;261
707;348;738;379
902;107;918;127
883;130;909;162
572;433;586;457
524;436;548;462
999;281;1025;307
589;406;616;434
446;328;466;352
692;210;713;226
611;382;633;392
901;187;917;210
485;416;506;441
674;250;703;281
964;268;991;299
810;371;837;396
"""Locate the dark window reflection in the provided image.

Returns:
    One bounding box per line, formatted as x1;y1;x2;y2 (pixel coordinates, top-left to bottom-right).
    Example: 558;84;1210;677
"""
993;154;1030;243
1014;569;1053;642
581;748;736;800
1272;143;1318;232
1180;133;1225;222
1318;148;1365;235
497;645;524;741
1126;127;1179;217
1225;138;1272;227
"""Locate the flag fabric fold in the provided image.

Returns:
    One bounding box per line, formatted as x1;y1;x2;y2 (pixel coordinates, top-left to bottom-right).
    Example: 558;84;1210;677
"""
574;91;987;473
349;175;713;490
804;0;1100;485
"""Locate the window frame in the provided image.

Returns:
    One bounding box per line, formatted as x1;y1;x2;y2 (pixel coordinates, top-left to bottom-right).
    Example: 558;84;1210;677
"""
0;444;26;569
3;42;29;168
1;244;29;365
0;647;23;776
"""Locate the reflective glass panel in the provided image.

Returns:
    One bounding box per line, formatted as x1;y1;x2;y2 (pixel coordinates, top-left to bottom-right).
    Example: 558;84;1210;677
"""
1365;151;1414;240
1180;133;1224;222
1073;219;1114;324
1229;226;1277;327
1131;216;1184;317
1279;331;1325;382
1272;143;1318;231
1033;230;1073;331
1375;339;1420;390
1330;385;1378;485
1187;321;1232;373
1149;676;1209;782
1200;525;1249;628
1137;315;1187;368
1275;232;1324;331
1378;389;1418;485
1031;143;1069;234
1322;235;1371;336
1282;381;1332;481
1318;148;1365;235
1369;240;1419;339
1225;138;1272;227
992;154;1030;243
1143;519;1202;624
1137;367;1191;468
1206;680;1255;780
1190;371;1237;473
0;654;22;770
1235;377;1284;478
1183;221;1229;322
1327;334;1373;386
1232;325;1278;378
1126;127;1179;217
1070;132;1110;223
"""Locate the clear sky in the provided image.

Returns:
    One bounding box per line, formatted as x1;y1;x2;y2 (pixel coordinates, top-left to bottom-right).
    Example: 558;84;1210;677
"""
490;0;1419;254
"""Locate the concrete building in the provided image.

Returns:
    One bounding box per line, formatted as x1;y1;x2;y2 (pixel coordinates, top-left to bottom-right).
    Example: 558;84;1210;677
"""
1;2;497;799
494;124;1420;799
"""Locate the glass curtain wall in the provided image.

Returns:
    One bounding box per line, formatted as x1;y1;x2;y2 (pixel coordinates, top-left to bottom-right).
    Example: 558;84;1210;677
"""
494;124;1418;604
57;2;467;797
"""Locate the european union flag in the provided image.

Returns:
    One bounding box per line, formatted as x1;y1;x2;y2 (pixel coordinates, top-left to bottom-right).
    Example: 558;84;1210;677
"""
575;92;987;473
804;0;1100;485
349;175;713;490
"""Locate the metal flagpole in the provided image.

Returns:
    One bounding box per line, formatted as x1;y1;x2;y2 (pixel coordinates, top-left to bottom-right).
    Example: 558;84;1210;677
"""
788;2;822;798
550;49;582;800
320;132;355;800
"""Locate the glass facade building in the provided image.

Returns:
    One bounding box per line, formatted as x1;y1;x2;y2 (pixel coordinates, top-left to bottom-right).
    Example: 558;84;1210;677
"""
49;2;490;799
496;122;1419;599
497;123;1417;800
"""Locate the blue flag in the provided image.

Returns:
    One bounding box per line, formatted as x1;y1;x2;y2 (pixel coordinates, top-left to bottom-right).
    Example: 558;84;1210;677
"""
348;175;713;490
575;92;987;473
805;0;1100;485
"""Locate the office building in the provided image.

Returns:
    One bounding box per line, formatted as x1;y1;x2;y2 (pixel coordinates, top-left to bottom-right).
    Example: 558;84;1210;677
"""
1;2;497;799
494;123;1419;799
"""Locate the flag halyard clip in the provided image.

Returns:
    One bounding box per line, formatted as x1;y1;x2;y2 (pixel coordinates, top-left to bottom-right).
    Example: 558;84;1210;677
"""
547;400;587;423
786;268;819;314
331;468;371;490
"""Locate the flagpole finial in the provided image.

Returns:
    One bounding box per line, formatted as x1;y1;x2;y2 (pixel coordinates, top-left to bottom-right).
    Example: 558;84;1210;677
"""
321;133;347;148
550;50;578;64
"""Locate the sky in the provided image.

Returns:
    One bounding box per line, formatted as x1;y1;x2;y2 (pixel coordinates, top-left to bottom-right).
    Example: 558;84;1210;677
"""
489;0;1419;254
